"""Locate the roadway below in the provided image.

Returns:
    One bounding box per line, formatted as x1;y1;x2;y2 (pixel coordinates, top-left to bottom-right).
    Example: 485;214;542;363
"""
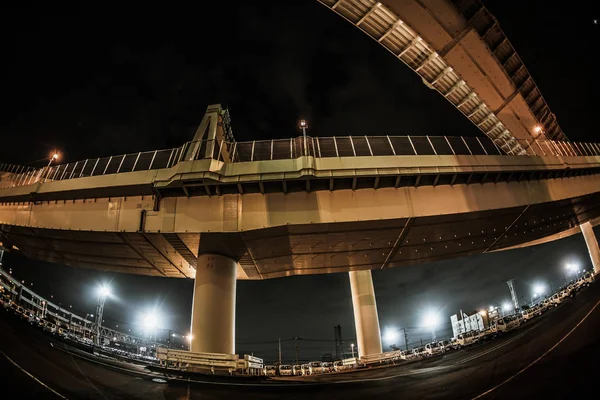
1;281;599;399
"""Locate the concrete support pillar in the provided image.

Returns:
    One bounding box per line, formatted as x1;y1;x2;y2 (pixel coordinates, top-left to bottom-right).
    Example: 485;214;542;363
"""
580;222;600;275
190;254;237;354
349;270;382;357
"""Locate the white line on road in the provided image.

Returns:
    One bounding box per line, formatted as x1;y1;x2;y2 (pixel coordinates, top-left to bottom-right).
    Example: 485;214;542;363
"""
0;349;69;399
471;299;600;400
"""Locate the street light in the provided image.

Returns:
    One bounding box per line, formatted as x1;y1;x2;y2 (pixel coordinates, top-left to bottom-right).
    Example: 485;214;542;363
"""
47;152;59;168
350;343;355;358
532;283;545;305
382;327;399;343
502;302;513;314
142;313;158;331
423;311;442;342
299;119;308;156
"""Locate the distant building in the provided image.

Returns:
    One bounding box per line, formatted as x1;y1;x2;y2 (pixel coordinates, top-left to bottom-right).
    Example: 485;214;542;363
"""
450;310;490;339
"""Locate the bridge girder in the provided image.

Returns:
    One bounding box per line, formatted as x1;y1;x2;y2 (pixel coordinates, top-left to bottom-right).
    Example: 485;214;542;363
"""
318;0;567;154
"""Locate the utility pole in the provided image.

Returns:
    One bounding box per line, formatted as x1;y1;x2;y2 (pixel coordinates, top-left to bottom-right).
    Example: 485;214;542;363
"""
402;328;409;351
294;337;300;365
420;338;423;347
278;338;282;365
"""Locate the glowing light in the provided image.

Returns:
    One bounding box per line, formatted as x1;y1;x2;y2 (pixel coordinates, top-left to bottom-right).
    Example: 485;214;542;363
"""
479;310;487;316
565;263;578;272
383;328;399;343
423;311;441;329
299;119;308;128
52;153;59;160
142;313;158;330
533;283;545;296
98;285;111;298
534;125;542;133
502;302;512;312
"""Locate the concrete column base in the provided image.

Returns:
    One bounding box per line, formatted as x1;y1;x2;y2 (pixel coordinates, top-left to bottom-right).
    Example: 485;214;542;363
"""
190;254;237;354
349;270;382;357
580;222;600;275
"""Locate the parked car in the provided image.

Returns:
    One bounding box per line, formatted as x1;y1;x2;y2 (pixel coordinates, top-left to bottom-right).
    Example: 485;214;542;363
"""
424;341;445;356
456;331;479;347
412;347;427;358
301;364;311;376
278;365;293;376
292;365;303;376
263;365;277;376
307;361;323;375
321;362;333;373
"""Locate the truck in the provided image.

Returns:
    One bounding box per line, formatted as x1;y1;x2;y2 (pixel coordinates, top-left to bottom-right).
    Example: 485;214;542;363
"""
456;330;480;347
424;341;445;356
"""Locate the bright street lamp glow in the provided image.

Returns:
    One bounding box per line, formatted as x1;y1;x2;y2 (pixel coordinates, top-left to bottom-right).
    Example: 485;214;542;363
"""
52;153;59;160
533;283;545;296
489;305;494;311
142;313;158;330
534;125;542;133
502;302;512;312
299;119;307;128
423;311;441;329
383;328;399;343
98;285;111;298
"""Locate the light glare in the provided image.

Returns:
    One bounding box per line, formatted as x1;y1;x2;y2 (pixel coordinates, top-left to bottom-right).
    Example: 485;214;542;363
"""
99;285;111;298
382;328;399;343
142;313;159;330
423;311;441;329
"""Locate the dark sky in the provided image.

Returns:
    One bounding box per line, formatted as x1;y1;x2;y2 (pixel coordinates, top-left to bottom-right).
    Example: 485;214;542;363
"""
1;1;599;362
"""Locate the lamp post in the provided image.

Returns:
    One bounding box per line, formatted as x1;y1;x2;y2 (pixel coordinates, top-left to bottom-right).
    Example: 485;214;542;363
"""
350;343;355;358
47;153;59;168
299;120;308;156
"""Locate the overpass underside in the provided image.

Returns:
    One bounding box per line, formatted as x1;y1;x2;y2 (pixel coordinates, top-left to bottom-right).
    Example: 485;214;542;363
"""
1;177;599;280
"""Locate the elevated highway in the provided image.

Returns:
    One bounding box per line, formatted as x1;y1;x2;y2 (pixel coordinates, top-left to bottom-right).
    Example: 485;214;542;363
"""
1;105;599;358
1;2;598;360
319;0;568;155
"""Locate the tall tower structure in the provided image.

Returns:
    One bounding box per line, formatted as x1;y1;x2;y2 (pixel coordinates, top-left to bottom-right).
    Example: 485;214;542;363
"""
506;279;519;312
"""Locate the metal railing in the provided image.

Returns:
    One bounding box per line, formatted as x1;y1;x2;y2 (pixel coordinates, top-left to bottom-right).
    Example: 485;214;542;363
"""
1;136;599;190
0;145;184;189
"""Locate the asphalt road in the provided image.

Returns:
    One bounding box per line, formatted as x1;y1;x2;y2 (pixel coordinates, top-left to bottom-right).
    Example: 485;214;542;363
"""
1;280;599;400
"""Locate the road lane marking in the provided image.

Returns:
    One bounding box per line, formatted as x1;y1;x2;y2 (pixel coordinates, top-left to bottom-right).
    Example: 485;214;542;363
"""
68;353;110;400
0;349;69;399
471;299;600;400
456;322;541;365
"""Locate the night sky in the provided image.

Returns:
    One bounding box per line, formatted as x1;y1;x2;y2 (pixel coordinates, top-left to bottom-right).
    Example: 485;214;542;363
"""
1;1;599;362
